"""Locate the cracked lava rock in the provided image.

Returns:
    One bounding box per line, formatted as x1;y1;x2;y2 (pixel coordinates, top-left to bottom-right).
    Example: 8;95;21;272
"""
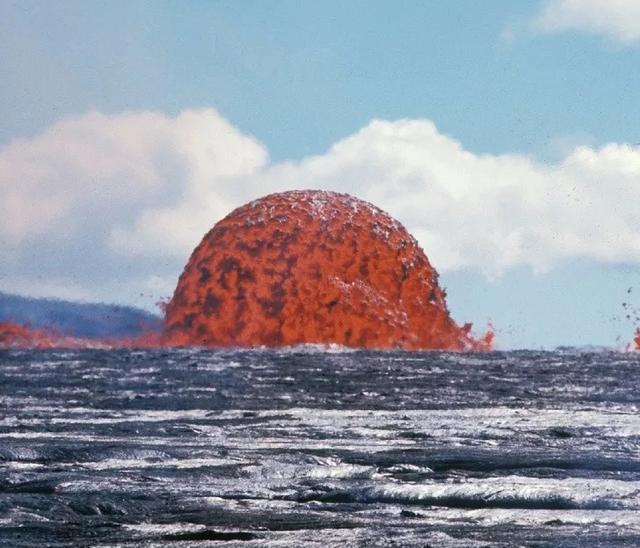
164;190;478;350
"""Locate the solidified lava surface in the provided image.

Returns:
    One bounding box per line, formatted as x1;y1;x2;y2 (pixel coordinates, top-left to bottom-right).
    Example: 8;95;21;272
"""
164;190;480;350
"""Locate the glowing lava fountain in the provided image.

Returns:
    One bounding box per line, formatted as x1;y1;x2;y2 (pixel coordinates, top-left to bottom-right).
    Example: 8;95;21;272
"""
164;190;489;350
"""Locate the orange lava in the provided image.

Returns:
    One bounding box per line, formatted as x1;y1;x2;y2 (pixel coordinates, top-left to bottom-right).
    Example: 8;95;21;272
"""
634;329;640;351
0;321;161;350
165;190;488;350
0;322;61;349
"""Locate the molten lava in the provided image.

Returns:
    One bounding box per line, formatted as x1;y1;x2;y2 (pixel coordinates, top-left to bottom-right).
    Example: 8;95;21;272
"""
0;321;161;350
0;191;492;351
165;190;487;350
0;322;61;349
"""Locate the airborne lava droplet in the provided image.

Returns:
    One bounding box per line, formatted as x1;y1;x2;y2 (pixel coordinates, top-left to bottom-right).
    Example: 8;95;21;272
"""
164;190;487;350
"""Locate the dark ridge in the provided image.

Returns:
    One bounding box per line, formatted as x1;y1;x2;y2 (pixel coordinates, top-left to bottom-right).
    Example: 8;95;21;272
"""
547;427;575;438
345;448;640;473
291;489;614;511
160;530;256;541
1;480;58;494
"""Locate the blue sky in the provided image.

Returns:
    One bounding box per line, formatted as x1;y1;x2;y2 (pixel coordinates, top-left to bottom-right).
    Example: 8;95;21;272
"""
2;0;640;349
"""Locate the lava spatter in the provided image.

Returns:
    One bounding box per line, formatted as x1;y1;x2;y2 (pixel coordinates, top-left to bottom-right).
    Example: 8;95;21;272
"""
164;190;486;350
0;322;60;349
0;321;161;350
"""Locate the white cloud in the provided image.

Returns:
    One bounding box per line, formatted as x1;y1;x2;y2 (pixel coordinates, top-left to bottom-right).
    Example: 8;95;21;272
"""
0;109;266;249
530;0;640;43
2;108;640;308
257;120;640;276
0;108;267;308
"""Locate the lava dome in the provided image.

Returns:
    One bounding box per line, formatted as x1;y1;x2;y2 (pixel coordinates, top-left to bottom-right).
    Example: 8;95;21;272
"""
164;190;475;350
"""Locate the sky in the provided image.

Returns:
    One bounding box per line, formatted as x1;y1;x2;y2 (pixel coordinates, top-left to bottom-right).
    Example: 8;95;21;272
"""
1;0;640;349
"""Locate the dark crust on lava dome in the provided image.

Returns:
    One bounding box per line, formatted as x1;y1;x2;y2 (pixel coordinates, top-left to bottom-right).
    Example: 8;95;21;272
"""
164;190;466;350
